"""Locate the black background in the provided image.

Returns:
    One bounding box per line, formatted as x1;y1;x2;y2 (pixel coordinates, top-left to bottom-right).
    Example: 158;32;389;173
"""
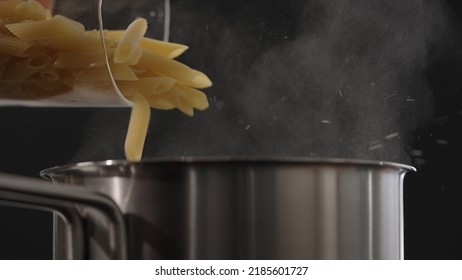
1;0;462;259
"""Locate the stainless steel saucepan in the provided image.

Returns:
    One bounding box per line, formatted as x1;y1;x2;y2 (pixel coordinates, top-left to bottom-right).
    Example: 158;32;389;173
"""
0;157;415;259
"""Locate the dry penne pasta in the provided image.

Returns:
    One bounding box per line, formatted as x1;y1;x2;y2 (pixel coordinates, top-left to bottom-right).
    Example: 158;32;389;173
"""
5;15;85;49
175;84;209;111
54;50;107;69
75;67;111;82
116;77;176;97
0;0;46;21
10;0;47;21
124;93;151;161
125;48;142;66
0;0;212;161
0;33;34;56
106;30;188;58
140;38;189;59
144;95;176;110
129;67;149;76
107;63;139;81
1;53;52;85
77;30;117;50
137;48;212;89
74;65;138;82
157;86;195;116
114;18;147;64
74;64;137;82
0;1;28;20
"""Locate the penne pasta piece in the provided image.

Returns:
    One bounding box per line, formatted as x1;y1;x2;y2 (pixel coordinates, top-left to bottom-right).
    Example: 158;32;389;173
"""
5;15;85;50
129;66;152;77
1;53;52;88
54;50;106;69
75;66;111;82
144;94;175;110
137;49;212;89
97;30;119;48
125;47;142;66
74;64;136;82
139;38;189;59
160;86;195;116
106;46;142;66
124;93;151;161
45;8;52;20
107;63;139;81
0;33;34;56
116;77;175;97
11;0;47;21
106;30;189;58
19;44;48;57
131;67;159;78
0;0;23;20
75;29;116;50
114;18;147;64
176;84;209;110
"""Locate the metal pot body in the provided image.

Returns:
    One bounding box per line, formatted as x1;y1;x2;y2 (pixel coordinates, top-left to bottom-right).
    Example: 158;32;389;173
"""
41;158;413;260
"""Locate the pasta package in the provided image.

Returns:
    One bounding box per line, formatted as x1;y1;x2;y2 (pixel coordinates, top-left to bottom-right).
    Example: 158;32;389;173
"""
0;0;212;161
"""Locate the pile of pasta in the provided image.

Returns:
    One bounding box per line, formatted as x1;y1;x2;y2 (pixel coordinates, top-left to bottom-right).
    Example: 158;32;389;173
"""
0;0;212;161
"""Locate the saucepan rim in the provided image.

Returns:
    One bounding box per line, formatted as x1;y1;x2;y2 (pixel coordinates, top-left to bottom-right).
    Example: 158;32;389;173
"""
40;156;416;178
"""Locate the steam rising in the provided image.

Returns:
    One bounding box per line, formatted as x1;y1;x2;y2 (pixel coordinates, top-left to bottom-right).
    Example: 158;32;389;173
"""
72;0;452;164
233;0;447;162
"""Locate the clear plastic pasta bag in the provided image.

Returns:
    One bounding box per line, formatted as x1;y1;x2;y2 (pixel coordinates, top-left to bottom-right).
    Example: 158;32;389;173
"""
0;0;170;107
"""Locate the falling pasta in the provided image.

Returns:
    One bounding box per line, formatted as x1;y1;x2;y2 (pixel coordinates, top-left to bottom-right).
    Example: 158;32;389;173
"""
0;0;212;161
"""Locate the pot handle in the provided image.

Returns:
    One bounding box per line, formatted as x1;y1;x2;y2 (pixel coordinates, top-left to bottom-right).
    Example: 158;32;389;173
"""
0;173;127;259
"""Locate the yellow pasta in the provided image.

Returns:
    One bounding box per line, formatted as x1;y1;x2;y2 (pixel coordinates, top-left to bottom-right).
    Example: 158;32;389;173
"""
74;64;139;83
0;0;24;20
0;33;34;56
1;53;52;85
0;0;46;21
107;63;139;81
125;48;142;66
124;93;151;161
114;18;147;64
74;67;111;82
156;86;195;116
145;95;176;110
116;77;176;97
5;15;85;49
54;50;107;69
0;0;212;161
80;30;117;50
10;0;47;21
175;84;209;111
137;48;212;89
106;30;188;58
